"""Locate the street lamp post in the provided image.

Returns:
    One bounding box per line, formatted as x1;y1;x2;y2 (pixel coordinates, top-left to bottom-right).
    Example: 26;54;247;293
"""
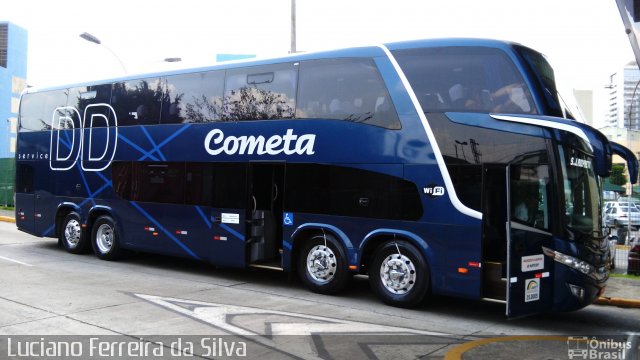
79;32;128;74
290;0;296;53
625;78;640;243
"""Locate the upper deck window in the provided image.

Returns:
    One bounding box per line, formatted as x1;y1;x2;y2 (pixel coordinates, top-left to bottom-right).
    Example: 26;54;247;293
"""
393;47;537;115
111;79;163;126
224;63;297;121
163;71;225;124
296;58;400;129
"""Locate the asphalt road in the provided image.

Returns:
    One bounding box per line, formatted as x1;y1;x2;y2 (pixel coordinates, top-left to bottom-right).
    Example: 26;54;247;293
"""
0;221;638;359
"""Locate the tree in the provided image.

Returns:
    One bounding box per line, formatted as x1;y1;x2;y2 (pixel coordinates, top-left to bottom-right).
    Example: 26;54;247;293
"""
610;164;628;186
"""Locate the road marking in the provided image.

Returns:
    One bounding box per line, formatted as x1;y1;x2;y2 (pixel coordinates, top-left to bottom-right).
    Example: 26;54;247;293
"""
0;255;33;267
135;293;461;359
444;335;569;360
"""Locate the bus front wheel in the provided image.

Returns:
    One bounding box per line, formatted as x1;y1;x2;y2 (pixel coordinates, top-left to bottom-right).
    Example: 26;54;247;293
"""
297;233;349;295
60;212;88;254
369;241;429;308
91;215;122;261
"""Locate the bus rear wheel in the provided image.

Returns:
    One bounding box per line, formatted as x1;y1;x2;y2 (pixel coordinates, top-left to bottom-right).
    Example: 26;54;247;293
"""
369;241;429;308
297;233;349;295
60;212;88;254
91;215;123;261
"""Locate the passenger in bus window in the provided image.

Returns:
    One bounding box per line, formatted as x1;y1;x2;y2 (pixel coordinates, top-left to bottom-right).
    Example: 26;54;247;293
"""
513;186;539;225
491;83;533;113
448;83;489;112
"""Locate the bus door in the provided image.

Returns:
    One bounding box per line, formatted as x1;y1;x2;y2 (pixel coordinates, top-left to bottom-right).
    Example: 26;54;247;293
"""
15;164;36;234
247;163;285;267
506;163;555;317
210;163;250;268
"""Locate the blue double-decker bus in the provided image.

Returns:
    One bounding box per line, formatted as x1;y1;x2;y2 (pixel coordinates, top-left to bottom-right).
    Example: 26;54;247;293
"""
15;38;638;317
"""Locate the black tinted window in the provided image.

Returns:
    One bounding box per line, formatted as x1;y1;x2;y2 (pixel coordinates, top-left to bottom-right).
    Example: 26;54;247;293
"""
16;164;34;193
111;79;163;126
224;63;297;121
296;59;400;129
393;47;536;114
285;164;422;220
428;113;549;211
163;71;225;124
185;163;213;205
131;162;185;204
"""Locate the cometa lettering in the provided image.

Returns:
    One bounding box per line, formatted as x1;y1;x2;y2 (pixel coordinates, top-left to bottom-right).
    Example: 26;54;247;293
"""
204;128;316;156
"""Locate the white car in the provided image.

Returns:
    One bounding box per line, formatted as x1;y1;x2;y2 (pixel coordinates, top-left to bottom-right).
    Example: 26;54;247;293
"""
603;203;640;228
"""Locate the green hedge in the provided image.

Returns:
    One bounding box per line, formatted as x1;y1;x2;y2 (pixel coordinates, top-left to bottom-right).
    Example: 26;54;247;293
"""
0;158;15;206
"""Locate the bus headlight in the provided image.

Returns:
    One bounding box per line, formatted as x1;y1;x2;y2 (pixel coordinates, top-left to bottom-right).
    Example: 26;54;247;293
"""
542;246;594;275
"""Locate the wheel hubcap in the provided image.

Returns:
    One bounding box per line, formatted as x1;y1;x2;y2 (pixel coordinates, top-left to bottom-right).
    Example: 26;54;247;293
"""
64;219;81;247
96;224;114;253
380;254;416;294
306;245;337;283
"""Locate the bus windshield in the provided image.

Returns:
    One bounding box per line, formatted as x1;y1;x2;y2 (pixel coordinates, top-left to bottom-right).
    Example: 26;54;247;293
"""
393;46;537;114
559;145;602;236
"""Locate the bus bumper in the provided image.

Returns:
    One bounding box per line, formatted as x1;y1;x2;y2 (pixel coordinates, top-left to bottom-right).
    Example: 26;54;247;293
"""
552;264;607;312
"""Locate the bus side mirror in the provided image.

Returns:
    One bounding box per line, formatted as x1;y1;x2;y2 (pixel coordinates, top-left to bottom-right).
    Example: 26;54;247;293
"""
611;142;639;184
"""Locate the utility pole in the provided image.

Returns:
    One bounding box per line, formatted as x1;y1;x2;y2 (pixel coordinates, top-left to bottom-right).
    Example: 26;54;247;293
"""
290;0;297;53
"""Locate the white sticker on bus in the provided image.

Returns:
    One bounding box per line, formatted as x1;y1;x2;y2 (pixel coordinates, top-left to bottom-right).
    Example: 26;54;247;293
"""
525;278;540;302
221;213;240;224
521;254;544;272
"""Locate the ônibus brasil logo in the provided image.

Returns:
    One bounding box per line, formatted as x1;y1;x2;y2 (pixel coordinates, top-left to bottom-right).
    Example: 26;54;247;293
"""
204;129;316;156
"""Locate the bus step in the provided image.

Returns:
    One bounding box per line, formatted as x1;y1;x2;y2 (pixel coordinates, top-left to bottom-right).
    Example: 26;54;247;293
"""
249;262;283;271
483;261;506;300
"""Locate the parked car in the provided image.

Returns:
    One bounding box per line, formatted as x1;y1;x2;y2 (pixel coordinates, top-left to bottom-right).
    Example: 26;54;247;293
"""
629;241;640;276
603;203;640;229
616;197;640;207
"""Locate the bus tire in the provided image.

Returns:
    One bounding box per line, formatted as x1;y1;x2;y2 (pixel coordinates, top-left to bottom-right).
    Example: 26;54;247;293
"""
369;241;429;308
297;233;349;295
60;212;88;254
91;215;122;261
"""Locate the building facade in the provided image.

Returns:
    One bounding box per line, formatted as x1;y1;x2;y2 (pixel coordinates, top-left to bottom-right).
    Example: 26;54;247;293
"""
606;62;640;130
573;89;594;127
0;22;27;206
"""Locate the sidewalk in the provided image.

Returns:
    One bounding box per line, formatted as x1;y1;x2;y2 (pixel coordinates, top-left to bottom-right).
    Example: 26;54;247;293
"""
0;208;14;223
606;274;640;298
0;209;14;217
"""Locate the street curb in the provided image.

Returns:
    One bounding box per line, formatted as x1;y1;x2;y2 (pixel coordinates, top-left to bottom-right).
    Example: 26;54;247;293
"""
0;216;15;223
594;296;640;308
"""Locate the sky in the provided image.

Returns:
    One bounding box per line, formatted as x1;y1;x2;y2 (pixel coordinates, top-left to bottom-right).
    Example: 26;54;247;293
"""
2;0;636;125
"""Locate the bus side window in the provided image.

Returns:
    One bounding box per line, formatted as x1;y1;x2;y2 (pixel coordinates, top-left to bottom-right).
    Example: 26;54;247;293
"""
223;63;297;121
19;90;67;132
163;71;225;124
16;164;34;193
111;79;163;126
296;58;401;129
130;162;185;204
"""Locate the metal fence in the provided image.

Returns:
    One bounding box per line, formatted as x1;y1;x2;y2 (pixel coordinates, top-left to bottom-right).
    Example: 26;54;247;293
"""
0;182;13;207
613;245;631;270
611;228;638;273
0;158;14;207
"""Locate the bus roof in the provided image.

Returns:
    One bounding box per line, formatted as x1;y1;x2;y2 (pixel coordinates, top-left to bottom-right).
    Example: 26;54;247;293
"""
25;38;521;94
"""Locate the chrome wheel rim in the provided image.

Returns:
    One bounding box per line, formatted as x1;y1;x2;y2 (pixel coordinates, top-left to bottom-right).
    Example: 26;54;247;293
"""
64;219;81;247
96;224;114;254
380;253;416;294
306;245;337;283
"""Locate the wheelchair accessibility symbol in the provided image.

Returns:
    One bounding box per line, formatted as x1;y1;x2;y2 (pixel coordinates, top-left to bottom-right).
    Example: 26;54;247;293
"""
283;212;294;226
